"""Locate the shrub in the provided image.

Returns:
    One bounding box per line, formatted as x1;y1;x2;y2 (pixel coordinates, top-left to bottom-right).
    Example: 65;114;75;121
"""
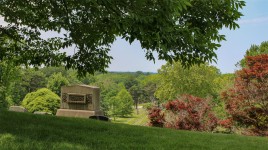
215;118;234;134
148;107;165;127
222;54;268;136
148;95;218;132
164;95;218;131
218;118;233;130
21;88;60;115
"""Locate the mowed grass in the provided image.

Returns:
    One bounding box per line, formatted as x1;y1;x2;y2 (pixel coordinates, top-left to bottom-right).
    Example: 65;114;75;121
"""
112;107;148;126
0;111;267;150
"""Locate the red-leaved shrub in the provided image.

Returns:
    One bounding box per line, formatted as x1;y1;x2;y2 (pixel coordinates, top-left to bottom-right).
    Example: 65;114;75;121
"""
218;118;233;131
164;95;218;131
148;107;165;127
222;55;268;136
148;95;218;132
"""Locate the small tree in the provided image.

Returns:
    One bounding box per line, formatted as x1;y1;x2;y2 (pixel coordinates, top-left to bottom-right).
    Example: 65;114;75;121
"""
106;88;134;120
116;89;134;117
103;89;119;116
47;72;69;96
21;88;60;115
108;96;121;121
222;54;268;136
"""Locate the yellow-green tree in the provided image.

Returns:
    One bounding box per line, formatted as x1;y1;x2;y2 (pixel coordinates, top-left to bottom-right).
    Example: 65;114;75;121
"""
108;88;134;119
116;89;134;117
155;62;220;102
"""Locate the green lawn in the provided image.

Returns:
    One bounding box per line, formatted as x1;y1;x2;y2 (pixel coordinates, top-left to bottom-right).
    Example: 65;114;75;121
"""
0;111;267;150
112;107;148;126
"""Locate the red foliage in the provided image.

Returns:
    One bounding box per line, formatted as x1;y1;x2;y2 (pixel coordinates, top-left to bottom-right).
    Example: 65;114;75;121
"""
222;54;268;136
148;95;218;132
148;107;165;127
218;118;233;129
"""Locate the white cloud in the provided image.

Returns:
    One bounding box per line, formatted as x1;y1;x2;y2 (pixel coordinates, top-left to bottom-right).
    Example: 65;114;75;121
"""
238;16;268;25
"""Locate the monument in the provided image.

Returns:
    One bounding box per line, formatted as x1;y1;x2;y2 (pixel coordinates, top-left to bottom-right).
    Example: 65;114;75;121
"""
56;84;103;118
9;106;28;112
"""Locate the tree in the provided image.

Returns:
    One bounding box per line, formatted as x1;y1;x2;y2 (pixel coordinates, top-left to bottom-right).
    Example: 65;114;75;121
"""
0;0;245;76
129;84;145;114
40;66;67;78
214;73;235;94
222;55;268;136
21;88;60;115
237;41;268;68
115;89;134;117
212;73;235;119
155;62;220;102
140;74;160;103
79;74;96;85
106;88;134;120
108;96;121;121
21;69;47;93
93;77;120;115
47;72;69;96
102;87;120;116
0;60;21;108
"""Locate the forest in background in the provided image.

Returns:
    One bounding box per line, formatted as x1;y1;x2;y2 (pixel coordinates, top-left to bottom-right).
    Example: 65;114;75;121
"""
0;61;233;118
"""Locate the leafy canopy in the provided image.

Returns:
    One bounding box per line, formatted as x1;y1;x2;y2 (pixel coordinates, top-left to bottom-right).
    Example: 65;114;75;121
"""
155;61;220;101
0;0;245;76
47;72;69;96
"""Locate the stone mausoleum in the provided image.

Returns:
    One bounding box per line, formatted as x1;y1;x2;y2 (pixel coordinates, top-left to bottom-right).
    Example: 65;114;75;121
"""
56;85;103;118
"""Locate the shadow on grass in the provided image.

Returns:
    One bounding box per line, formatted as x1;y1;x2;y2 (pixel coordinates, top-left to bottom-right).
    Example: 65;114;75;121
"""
0;111;134;149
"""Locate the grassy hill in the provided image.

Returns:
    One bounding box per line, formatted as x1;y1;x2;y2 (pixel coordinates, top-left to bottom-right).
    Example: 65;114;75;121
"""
0;111;267;150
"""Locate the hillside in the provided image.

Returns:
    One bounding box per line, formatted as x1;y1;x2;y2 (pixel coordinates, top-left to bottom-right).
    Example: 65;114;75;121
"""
0;111;267;150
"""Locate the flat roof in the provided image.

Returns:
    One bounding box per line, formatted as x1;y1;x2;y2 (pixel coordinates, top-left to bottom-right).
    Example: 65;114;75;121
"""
62;84;99;89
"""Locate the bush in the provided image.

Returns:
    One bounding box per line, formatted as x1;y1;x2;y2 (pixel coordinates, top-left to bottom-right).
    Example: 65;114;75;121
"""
222;55;268;136
21;88;60;115
148;95;218;132
148;107;165;127
215;118;233;134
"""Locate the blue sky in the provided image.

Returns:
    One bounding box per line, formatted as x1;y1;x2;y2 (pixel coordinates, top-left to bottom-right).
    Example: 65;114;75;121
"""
108;0;268;73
